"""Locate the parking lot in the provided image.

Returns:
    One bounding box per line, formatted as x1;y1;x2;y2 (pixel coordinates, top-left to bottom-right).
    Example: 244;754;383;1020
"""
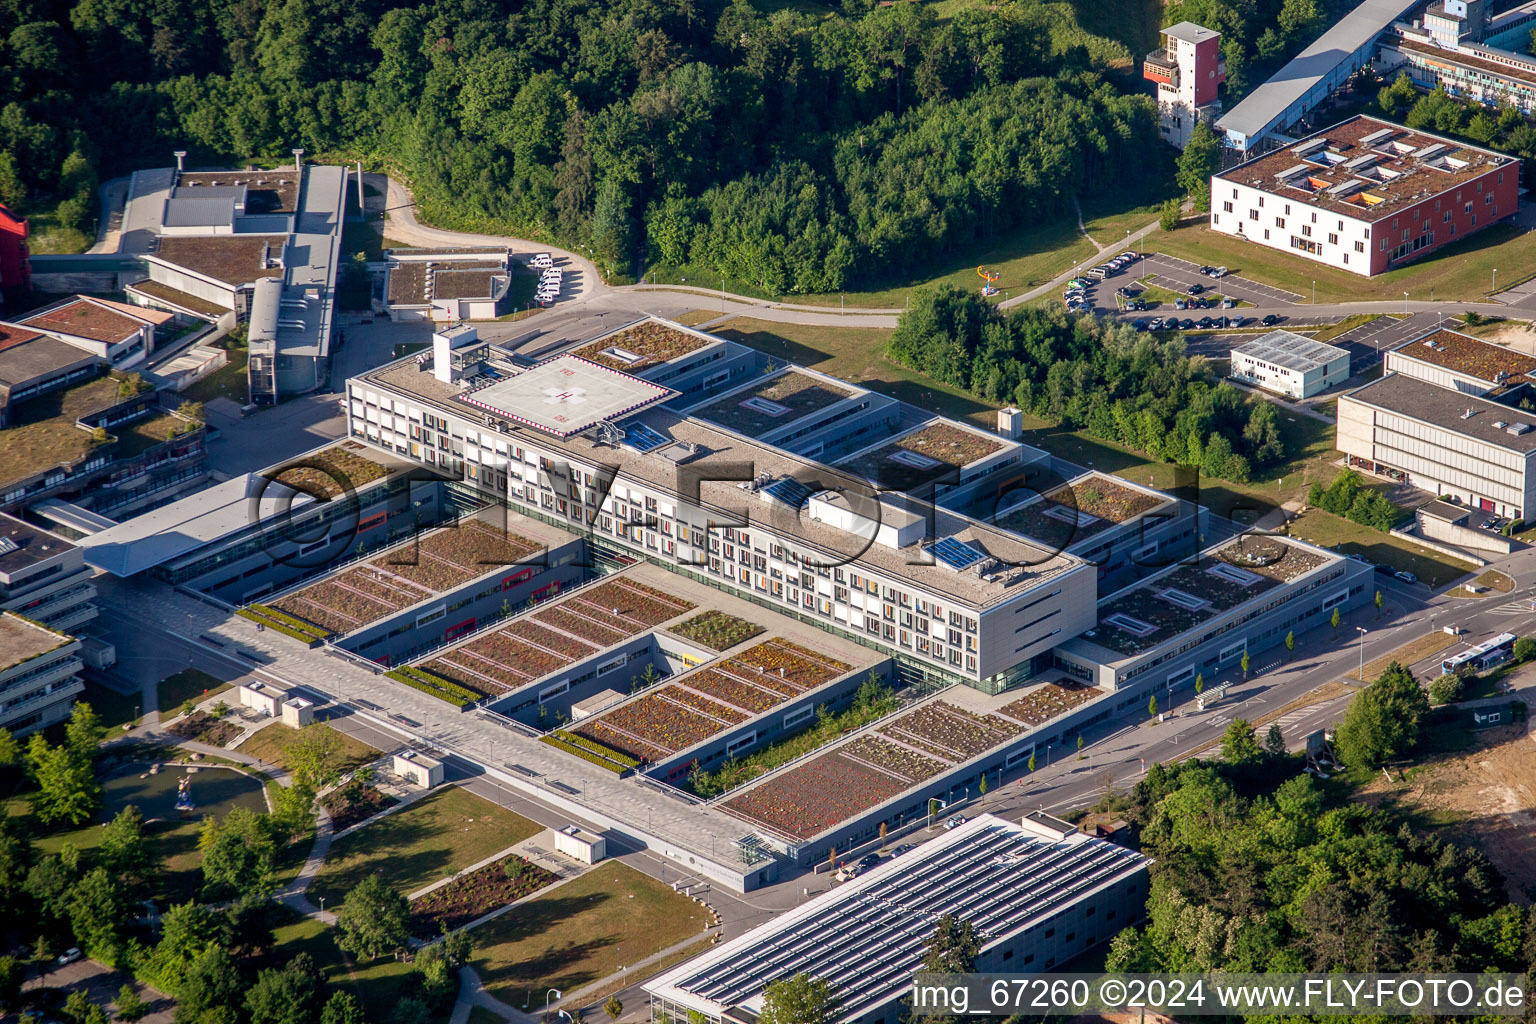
1323;311;1454;373
1139;253;1306;306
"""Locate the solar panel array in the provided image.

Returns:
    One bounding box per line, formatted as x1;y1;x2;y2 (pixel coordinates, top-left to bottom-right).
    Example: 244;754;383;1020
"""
928;537;986;571
763;478;812;508
624;422;670;453
672;823;1144;1019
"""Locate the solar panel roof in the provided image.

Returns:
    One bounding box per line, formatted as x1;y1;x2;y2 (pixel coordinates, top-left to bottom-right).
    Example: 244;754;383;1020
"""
646;815;1147;1021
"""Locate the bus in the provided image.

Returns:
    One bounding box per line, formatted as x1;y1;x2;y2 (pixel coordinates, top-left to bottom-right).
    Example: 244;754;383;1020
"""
1441;632;1516;676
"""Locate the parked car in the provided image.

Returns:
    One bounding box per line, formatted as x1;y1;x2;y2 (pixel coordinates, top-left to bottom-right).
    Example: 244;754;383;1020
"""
859;853;883;870
1187;282;1204;294
1199;265;1215;275
1133;319;1148;331
834;862;865;881
1120;251;1137;261
1221;297;1236;308
1394;571;1418;584
1174;298;1187;310
1213;266;1230;277
57;948;82;966
1176;318;1192;330
944;815;967;830
1214;316;1229;328
1197;316;1214;328
1261;314;1281;326
1347;553;1369;563
1374;564;1395;576
1230;316;1250;327
890;843;915;857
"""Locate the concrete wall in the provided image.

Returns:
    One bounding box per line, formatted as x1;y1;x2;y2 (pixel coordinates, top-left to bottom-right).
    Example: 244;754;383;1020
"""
1418;512;1513;555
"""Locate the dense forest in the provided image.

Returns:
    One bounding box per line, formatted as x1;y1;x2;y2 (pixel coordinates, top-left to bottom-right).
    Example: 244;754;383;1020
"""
1109;732;1536;980
0;0;1378;291
888;286;1287;482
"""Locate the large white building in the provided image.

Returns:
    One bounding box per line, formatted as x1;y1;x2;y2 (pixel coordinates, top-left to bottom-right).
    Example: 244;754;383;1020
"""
644;813;1149;1024
348;318;1103;693
0;611;82;735
1338;327;1536;519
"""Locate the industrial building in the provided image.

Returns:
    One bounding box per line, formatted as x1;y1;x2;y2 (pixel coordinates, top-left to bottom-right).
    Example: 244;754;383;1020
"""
1142;22;1225;149
1210;116;1517;276
383;247;516;322
1230;330;1352;398
1338;327;1536;518
643;813;1149;1024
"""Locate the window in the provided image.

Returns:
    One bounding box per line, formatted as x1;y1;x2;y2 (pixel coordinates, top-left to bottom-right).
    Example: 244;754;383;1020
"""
1222;201;1234;213
1328;232;1338;244
1248;209;1259;220
1275;217;1284;228
1355;240;1365;253
1465;201;1474;214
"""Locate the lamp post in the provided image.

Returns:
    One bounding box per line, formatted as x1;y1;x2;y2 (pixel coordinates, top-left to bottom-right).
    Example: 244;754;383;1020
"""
1493;268;1499;293
1356;626;1367;681
1312;279;1316;305
546;989;561;1020
1403;290;1409;316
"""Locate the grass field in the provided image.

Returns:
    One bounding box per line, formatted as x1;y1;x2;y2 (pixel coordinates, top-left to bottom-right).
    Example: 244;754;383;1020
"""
83;680;142;732
237;723;380;775
1351;631;1459;682
1288;509;1476;586
650;217;1096;309
179;332;250;405
1153;220;1536;304
311;786;541;904
1309;313;1385;342
471;862;712;1002
158;668;230;713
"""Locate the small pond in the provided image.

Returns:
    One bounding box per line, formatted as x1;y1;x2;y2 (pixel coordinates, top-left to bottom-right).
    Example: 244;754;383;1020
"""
102;763;268;822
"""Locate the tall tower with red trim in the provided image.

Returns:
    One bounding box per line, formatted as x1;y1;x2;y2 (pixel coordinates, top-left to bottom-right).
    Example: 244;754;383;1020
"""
1143;22;1225;149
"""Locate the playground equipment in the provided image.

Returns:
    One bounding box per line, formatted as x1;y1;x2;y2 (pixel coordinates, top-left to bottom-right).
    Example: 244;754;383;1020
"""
976;266;999;297
175;774;194;814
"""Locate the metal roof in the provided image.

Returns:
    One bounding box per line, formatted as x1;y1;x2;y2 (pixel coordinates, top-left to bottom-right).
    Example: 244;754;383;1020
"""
1163;21;1219;44
645;814;1147;1022
1232;329;1350;373
1216;0;1419;140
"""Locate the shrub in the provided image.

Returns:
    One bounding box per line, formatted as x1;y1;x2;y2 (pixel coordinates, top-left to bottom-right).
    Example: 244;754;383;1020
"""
538;733;633;774
1427;673;1464;705
385;668;476;708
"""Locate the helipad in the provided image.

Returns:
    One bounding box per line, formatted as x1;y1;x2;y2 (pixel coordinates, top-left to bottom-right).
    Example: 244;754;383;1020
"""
456;354;675;437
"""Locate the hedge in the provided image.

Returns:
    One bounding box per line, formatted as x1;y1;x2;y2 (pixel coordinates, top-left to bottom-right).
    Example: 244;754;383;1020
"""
239;604;330;640
539;733;633;775
385;667;477;709
551;729;640;768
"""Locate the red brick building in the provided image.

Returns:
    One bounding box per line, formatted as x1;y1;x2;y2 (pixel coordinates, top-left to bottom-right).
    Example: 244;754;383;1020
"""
0;205;28;301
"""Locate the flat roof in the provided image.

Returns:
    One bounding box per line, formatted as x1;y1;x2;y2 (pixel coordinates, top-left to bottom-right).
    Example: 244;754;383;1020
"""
0;612;70;673
457;354;675;438
1066;536;1336;661
22;297;150;345
0;335;97;389
837;420;1007;491
1216;0;1420;139
996;472;1171;548
125;280;228;318
0;374;120;490
0;323;46;354
572;320;713;371
152;235;286;288
1163;20;1219;43
1233;329;1350;372
0;514;76;577
687;368;856;436
1393;328;1536;384
1216;115;1513;222
360;357;1077;610
176;170;299;214
163;196;236;228
432;265;508;300
1342;372;1536;454
645;814;1147;1022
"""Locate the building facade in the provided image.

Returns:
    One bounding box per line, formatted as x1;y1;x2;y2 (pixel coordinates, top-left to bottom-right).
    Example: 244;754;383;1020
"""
1338;327;1536;518
1143;22;1225;149
1231;330;1351;398
0;204;29;302
1210;116;1518;276
0;612;82;735
0;515;98;634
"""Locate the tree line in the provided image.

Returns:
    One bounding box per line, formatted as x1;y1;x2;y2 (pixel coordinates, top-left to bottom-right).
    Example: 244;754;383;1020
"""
889;287;1289;483
0;0;1161;285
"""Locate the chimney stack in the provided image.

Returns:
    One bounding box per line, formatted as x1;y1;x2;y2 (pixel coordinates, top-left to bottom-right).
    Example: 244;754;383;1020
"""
292;148;305;172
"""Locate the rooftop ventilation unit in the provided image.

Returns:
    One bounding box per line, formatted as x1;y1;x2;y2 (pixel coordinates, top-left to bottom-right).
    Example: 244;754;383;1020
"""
1462;408;1476;419
1360;127;1398;146
1507;422;1532;435
0;537;18;556
1291;138;1327;157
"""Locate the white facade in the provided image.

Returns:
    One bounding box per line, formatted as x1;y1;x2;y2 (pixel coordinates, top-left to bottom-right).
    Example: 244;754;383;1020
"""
393;750;444;788
552;824;607;864
1211;177;1375;273
1230;331;1351;398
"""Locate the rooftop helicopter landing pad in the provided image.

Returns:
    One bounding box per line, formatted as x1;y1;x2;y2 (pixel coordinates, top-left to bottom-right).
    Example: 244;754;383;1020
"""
456;354;675;437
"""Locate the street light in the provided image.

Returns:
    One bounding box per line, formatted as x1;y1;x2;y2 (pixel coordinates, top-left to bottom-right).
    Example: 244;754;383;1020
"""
1403;290;1409;316
1493;268;1498;293
1356;626;1367;681
546;989;561;1019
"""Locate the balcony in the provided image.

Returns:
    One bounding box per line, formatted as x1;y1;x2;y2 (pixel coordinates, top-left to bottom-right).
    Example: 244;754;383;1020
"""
1143;49;1178;87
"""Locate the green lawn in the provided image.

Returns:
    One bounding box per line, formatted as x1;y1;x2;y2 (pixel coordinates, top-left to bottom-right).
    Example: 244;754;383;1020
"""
470;862;712;1003
1153;220;1536;303
311;786;541;904
82;680;142;732
468;1009;505;1024
157;668;230;713
650;217;1096;309
1287;509;1475;587
237;723;380;775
